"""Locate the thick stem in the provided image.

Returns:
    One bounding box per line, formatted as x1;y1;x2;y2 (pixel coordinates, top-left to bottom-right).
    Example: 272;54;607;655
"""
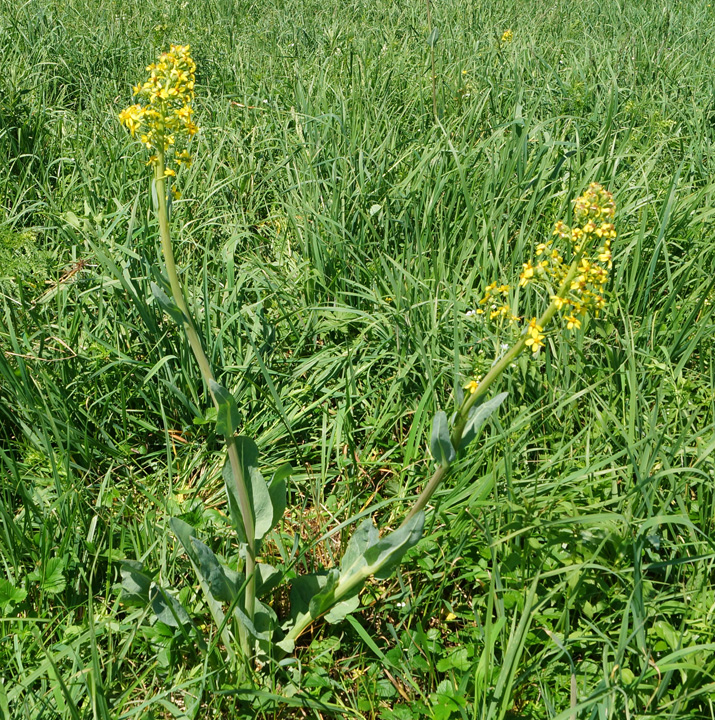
154;151;216;389
153;151;257;636
402;248;587;527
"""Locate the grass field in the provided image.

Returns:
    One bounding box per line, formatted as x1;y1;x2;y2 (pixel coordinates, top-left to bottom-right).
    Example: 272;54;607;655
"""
2;0;715;717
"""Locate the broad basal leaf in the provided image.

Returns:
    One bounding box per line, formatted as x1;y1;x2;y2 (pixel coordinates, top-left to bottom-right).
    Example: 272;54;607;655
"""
231;598;275;642
287;571;338;623
308;569;340;618
169;517;200;565
256;562;282;598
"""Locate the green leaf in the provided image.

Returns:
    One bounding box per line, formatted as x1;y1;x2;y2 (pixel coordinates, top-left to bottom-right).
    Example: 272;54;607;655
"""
458;391;508;450
221;456;247;543
436;647;470;672
312;520;380;624
0;578;27;608
364;511;424;579
64;210;81;230
308;569;340;618
256;562;282;598
209;380;241;437
276;636;295;654
119;560;152;606
151;281;185;326
169;517;201;564
430;411;455;465
340;518;379;577
288;572;338;623
285;515;423;632
427;26;440;47
190;537;234;603
232;598;274;642
38;557;66;595
149;584;192;627
324;594;360;624
269;463;291;530
168;519;237;662
223;437;274;542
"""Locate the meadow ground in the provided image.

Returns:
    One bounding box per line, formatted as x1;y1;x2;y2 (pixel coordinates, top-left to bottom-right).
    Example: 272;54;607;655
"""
1;0;715;717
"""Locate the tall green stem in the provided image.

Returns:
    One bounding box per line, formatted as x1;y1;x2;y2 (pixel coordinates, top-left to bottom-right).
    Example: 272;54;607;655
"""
153;150;257;649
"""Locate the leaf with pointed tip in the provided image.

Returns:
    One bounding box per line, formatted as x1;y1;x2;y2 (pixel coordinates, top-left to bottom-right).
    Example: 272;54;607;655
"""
151;281;185;326
210;381;241;437
364;511;425;579
150;583;192;627
305;519;379;624
168;519;237;660
276;636;296;654
430;410;455;465
458;392;508;451
190;537;234;603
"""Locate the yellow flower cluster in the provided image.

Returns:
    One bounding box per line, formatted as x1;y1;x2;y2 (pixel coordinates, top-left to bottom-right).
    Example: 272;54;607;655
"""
469;183;616;362
118;44;198;161
476;282;518;322
501;29;513;44
520;182;616;322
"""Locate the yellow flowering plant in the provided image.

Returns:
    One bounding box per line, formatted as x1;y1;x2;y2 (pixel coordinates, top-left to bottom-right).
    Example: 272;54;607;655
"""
117;46;618;669
403;182;617;525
